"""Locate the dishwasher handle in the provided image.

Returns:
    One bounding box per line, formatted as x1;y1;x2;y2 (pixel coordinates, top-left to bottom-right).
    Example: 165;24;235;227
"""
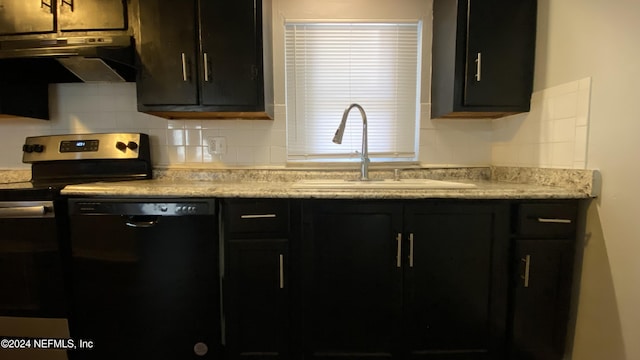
124;215;160;228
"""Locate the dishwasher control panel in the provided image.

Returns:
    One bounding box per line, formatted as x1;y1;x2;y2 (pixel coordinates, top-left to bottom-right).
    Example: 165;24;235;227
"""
70;199;216;216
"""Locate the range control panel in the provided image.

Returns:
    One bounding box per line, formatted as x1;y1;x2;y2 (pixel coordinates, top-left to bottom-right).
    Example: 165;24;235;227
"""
22;133;149;163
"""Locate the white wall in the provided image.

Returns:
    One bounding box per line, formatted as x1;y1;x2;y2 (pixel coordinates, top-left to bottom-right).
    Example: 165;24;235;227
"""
534;0;640;358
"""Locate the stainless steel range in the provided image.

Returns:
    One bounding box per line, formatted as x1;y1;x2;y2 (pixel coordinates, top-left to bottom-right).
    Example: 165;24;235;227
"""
0;133;151;360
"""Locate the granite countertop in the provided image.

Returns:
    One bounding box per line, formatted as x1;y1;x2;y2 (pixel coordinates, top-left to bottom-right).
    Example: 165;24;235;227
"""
56;167;598;200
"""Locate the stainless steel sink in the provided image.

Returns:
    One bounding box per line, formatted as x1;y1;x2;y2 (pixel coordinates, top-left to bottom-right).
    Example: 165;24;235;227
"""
292;178;476;190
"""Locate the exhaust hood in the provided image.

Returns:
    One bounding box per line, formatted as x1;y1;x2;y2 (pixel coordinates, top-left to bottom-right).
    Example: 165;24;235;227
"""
0;35;135;82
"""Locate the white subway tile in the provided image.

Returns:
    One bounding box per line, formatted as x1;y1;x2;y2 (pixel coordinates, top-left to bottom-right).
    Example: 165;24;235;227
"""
236;147;255;165
270;146;287;165
166;120;185;129
551;92;578;119
167;129;185;146
551;117;576;143
184;120;203;129
542;80;579;99
573;126;588;162
167;146;186;164
186;146;203;163
185;129;202;146
253;146;271;165
551;142;574;168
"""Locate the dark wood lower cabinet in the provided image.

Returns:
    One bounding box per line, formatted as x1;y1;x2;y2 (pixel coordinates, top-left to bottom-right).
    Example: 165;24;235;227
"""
225;239;289;360
403;203;509;360
300;201;509;360
221;199;580;360
301;201;403;360
510;239;575;360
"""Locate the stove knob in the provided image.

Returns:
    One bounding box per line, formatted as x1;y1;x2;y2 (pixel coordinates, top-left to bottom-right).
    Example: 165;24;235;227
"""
22;144;34;153
115;141;127;151
33;144;45;153
127;141;138;150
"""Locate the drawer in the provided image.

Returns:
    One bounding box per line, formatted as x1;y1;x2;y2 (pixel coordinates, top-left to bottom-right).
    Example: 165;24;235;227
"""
516;202;578;238
224;199;289;236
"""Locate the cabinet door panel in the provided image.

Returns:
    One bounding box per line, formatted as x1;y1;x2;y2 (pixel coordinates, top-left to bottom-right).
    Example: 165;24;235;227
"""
225;239;289;360
464;0;537;107
511;239;574;360
302;202;403;360
137;0;198;106
199;0;261;106
0;0;55;35
404;203;508;359
59;0;126;31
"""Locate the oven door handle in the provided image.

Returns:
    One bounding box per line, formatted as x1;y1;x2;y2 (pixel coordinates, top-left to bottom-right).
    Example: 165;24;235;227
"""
0;205;48;218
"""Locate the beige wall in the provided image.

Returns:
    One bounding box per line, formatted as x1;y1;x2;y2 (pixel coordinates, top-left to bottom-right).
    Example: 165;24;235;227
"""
535;0;640;358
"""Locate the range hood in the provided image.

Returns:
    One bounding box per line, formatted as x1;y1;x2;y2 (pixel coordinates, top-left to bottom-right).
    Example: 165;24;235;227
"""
0;35;135;82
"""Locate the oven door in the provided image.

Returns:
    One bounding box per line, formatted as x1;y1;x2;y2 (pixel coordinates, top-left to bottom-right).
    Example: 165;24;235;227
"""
0;201;70;360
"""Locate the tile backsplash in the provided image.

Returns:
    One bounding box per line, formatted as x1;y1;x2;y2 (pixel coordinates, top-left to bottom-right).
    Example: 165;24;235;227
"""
492;77;591;169
0;79;590;170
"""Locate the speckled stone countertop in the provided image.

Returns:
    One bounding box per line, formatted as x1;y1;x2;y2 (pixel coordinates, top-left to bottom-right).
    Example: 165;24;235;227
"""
53;166;597;200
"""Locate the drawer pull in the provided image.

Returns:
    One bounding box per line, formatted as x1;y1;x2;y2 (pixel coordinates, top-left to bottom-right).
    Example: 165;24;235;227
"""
240;214;277;219
521;255;531;288
537;218;572;224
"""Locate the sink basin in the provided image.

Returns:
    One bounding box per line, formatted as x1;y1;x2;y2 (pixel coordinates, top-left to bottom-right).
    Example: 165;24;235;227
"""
292;179;476;190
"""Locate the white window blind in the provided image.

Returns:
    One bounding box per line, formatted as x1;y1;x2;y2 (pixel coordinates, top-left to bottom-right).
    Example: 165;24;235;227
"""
285;22;422;162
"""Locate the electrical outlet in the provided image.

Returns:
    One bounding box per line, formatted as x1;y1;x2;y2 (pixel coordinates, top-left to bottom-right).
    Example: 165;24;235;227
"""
206;136;227;155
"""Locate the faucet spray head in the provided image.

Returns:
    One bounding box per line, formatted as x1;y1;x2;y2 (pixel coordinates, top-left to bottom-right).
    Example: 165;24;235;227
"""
332;109;349;144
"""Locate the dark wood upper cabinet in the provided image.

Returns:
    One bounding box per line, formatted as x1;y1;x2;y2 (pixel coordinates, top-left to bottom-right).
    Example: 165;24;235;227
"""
431;0;537;119
58;0;127;31
0;0;127;35
0;0;56;35
136;0;267;119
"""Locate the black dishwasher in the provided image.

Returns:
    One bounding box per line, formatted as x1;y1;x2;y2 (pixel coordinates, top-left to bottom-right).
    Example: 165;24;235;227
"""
67;198;220;360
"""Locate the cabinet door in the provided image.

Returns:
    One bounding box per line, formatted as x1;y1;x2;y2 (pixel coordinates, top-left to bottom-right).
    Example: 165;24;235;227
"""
464;0;537;107
225;239;289;360
0;0;55;35
58;0;127;31
403;203;509;360
302;201;403;360
137;0;198;106
199;0;262;107
511;239;574;360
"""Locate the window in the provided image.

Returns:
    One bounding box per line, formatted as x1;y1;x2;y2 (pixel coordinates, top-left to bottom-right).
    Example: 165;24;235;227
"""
285;21;422;162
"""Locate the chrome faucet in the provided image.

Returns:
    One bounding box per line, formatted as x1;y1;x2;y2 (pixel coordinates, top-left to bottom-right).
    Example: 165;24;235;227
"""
332;103;370;181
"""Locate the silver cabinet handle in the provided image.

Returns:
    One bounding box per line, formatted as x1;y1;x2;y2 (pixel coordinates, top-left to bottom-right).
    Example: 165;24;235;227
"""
279;254;284;289
181;53;188;82
203;52;210;82
475;52;482;81
521;255;531;288
408;233;414;268
240;214;277;219
537;218;572;224
396;233;402;268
